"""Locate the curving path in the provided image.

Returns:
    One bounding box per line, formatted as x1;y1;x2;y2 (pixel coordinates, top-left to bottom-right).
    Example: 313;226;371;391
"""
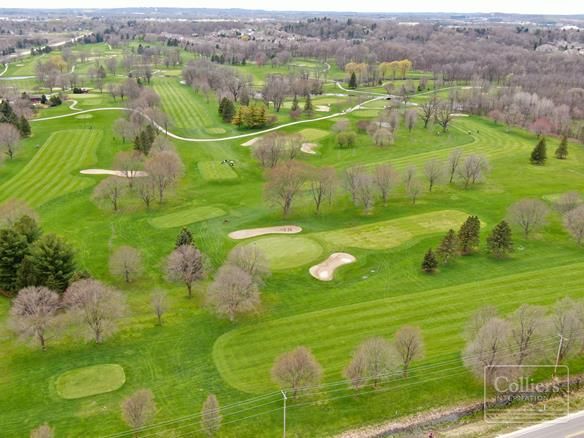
31;95;387;143
0;64;7;77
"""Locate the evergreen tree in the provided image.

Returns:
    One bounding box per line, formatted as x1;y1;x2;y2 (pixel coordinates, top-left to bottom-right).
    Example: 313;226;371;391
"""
18;115;31;137
218;97;226;115
436;229;459;264
13;215;41;244
304;94;313;113
530;138;547;165
220;98;235;123
458;215;481;255
0;100;17;125
252;105;267;127
231;107;243;126
348;71;358;89
27;234;76;292
487;221;514;258
133;135;143;153
555;136;568;160
40;94;48;105
175;227;194;248
291;94;299;111
0;228;29;292
421;248;438;273
241;106;253;127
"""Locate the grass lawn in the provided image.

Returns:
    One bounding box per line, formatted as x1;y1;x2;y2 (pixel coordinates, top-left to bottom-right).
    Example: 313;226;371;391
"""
2;43;584;437
55;364;126;399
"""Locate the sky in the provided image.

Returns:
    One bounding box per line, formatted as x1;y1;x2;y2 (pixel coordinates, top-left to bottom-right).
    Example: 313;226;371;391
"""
5;0;584;14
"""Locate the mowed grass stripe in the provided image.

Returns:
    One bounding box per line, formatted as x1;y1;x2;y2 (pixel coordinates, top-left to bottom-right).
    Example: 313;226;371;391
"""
213;262;584;394
153;79;215;132
0;129;102;207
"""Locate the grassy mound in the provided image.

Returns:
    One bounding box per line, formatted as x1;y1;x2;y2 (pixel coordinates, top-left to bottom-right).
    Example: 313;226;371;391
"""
315;210;472;249
240;236;323;270
0;129;102;207
55;364;126;399
198;161;238;181
149;205;226;229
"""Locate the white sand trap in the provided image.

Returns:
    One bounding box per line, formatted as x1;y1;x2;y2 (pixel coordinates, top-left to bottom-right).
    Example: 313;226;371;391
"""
451;113;469;117
315;105;330;112
301;143;318;155
228;225;302;240
309;252;356;281
241;137;261;147
80;169;148;177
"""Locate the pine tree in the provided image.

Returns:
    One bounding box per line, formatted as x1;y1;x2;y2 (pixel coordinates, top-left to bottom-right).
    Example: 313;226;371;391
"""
458;215;481;255
436;229;459;264
421;248;438;273
241;106;253;127
133;135;143;153
530;138;547;165
220;98;235;123
27;234;76;292
304;94;313;113
175;227;193;248
18;115;31;137
0;229;29;292
555;136;568;160
291;94;299;111
218;97;227;115
487;221;514;258
348;71;358;89
0;100;17;125
13;215;41;244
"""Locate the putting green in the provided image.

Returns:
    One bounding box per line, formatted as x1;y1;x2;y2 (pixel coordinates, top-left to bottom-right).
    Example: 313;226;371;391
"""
314;210;473;250
55;364;126;399
240;236;323;270
75;114;94;119
298;128;329;141
149;205;226;229
198;161;238;181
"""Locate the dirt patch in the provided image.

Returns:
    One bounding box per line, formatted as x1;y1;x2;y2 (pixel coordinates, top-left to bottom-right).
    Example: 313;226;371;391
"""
228;225;302;240
309;252;356;281
80;169;148;177
301;143;318;155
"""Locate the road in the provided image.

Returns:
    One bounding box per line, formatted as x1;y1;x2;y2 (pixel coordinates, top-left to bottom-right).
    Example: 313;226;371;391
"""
498;410;584;438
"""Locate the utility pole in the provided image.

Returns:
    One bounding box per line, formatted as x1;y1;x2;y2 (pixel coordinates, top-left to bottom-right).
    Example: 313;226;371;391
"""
554;334;566;378
281;390;287;438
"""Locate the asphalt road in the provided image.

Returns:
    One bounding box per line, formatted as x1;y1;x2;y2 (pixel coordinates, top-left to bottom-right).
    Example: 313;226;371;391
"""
499;410;584;437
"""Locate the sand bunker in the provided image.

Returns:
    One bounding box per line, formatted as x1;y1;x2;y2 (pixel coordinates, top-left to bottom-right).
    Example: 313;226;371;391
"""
315;105;330;112
80;169;148;177
241;137;261;147
309;252;356;281
301;143;318;154
451;113;469;117
228;225;302;240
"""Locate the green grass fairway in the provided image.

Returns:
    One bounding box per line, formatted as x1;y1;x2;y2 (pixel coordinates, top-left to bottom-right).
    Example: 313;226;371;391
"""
315;210;472;249
240;236;323;270
55;364;126;399
198;161;238;181
149;205;226;229
213;261;584;394
298;128;330;141
0;129;102;207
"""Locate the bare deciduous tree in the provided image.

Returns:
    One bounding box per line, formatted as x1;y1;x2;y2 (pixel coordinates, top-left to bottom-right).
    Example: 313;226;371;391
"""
0;199;38;228
9;286;60;351
552;297;584;365
92;176;126;211
554;192;583;214
564;206;584;244
109;246;143;283
424;159;444;192
507;199;550;239
463;317;512;384
63;279;127;343
456;154;489;189
344;337;398;389
354;172;375;211
227;245;270;286
201;394;222;437
121;389;156;434
135;176;157;209
510;304;547;365
0;123;21;159
308;166;337;214
420;95;438;128
395;326;425;378
166;244;204;298
271;346;323;397
372;127;393;147
344;166;366;204
207;264;260;321
114;151;144;188
435;102;453;131
144;151;184;203
151;290;168;326
446;149;463;183
254;133;285;168
373;164;398;207
465;306;500;340
405;108;417;132
265;161;307;217
406;180;423;205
